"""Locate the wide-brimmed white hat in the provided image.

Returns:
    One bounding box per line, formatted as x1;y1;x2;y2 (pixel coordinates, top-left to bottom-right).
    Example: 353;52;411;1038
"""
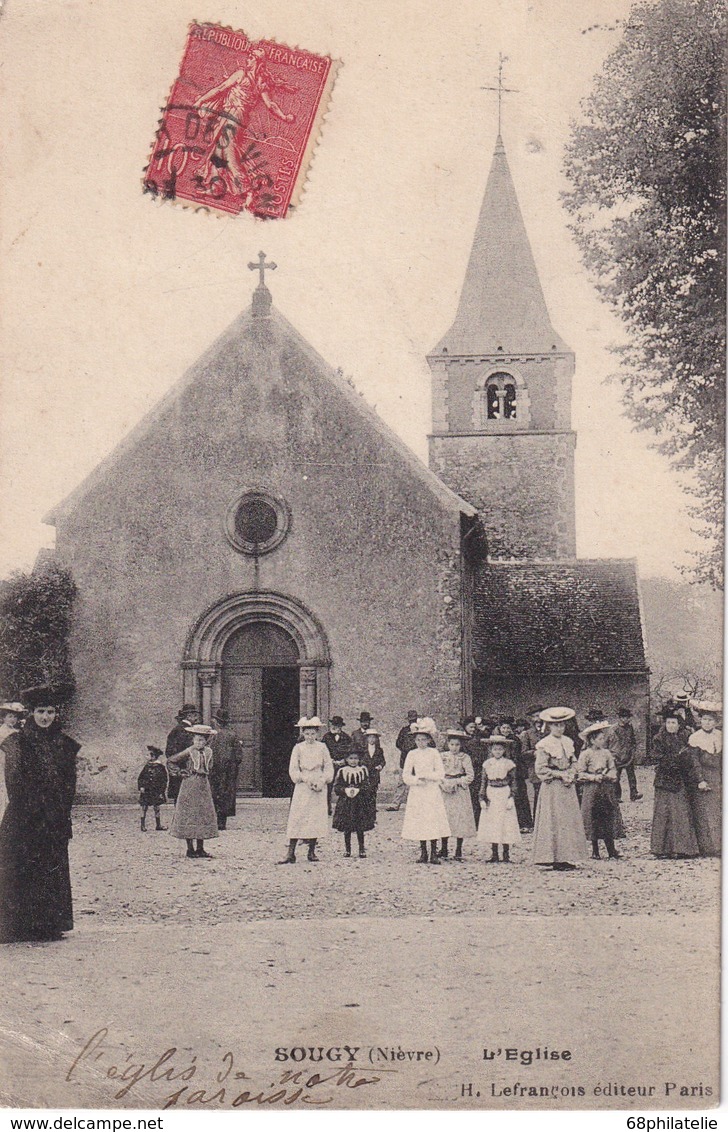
185;724;217;736
580;720;611;739
297;716;323;728
0;702;25;714
539;707;576;723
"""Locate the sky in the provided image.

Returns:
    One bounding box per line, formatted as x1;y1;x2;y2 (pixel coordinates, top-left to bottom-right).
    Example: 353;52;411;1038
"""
0;0;703;579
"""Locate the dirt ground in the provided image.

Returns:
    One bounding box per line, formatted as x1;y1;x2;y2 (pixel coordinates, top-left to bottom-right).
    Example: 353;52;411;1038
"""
0;767;721;1110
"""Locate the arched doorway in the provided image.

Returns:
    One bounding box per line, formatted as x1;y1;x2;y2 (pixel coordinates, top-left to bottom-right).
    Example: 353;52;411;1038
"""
221;623;300;796
183;592;331;797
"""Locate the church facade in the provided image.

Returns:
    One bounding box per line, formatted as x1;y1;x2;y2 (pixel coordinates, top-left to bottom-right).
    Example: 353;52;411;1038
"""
45;134;649;798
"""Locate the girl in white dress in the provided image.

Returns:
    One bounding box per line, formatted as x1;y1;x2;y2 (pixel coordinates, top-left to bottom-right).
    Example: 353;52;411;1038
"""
279;717;334;864
477;737;521;862
401;728;450;864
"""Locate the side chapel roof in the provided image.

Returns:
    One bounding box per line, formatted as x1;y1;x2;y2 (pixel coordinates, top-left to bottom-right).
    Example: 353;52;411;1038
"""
472;559;649;675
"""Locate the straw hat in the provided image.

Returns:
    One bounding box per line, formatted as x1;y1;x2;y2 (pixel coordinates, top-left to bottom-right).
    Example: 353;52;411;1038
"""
185;724;217;737
297;716;323;728
0;702;25;714
539;707;576;723
579;720;611;740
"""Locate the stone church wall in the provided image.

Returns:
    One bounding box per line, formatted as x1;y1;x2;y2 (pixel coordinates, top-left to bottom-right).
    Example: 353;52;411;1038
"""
472;672;651;760
429;432;577;559
53;312;466;799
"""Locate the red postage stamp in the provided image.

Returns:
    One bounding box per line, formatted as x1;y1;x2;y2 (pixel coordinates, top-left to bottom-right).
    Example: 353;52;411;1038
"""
144;23;338;219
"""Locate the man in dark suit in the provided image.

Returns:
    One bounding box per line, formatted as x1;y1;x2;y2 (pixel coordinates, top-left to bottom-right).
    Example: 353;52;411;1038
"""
164;704;199;804
322;715;352;814
387;710;419;810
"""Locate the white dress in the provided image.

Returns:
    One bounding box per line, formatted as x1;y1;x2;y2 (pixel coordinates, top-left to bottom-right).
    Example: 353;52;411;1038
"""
477;756;521;844
401;748;451;840
286;741;334;839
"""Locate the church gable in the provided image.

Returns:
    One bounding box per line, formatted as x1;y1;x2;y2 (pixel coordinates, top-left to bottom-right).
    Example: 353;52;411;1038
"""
48;298;474;545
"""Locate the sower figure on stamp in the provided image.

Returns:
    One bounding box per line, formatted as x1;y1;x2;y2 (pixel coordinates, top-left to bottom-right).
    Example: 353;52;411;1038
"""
607;707;642;802
137;746;168;832
193;46;295;201
208;708;243;831
165;704;199;805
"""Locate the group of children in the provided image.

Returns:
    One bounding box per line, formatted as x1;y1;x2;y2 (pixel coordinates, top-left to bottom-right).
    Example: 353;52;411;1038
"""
137;699;722;868
276;709;630;869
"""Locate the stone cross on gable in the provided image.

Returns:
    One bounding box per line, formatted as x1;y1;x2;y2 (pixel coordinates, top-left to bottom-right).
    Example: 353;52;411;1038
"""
481;53;518;136
248;251;277;287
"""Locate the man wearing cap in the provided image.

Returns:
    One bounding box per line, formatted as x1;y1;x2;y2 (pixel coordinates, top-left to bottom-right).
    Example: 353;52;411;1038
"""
322;716;352;815
607;708;642;802
165;704;200;804
208;708;243;830
350;711;374;756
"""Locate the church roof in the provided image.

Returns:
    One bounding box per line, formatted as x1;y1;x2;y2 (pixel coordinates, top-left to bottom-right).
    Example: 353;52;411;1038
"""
472;559;648;675
44;290;476;525
432;136;570;357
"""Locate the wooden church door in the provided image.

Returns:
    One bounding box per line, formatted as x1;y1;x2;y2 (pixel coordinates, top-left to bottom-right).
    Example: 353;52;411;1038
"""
220;622;300;796
223;665;263;794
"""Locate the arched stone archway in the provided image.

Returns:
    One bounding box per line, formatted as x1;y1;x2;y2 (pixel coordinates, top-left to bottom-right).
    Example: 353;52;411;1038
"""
183;592;331;795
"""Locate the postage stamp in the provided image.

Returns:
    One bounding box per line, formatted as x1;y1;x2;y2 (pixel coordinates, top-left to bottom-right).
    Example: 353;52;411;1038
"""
144;23;339;219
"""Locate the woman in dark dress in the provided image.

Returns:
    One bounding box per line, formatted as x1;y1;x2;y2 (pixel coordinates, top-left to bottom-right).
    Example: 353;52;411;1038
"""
650;709;700;859
0;684;80;943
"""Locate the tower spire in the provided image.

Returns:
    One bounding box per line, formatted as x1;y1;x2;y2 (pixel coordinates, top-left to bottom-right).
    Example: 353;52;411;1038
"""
433;136;568;356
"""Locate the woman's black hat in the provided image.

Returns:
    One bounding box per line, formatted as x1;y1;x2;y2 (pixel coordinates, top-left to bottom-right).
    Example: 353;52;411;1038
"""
21;683;74;710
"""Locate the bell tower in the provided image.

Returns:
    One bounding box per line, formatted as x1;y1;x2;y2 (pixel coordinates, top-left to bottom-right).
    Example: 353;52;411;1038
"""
427;134;576;560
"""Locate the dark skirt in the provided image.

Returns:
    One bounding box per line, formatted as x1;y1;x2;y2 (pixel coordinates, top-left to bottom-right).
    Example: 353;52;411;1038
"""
513;778;532;829
581;782;625;840
688;786;721;857
651;788;699;857
332;788;376;833
0;832;73;942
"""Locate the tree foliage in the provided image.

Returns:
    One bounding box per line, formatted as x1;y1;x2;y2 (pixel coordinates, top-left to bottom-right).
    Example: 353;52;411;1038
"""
0;562;77;698
563;0;726;587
